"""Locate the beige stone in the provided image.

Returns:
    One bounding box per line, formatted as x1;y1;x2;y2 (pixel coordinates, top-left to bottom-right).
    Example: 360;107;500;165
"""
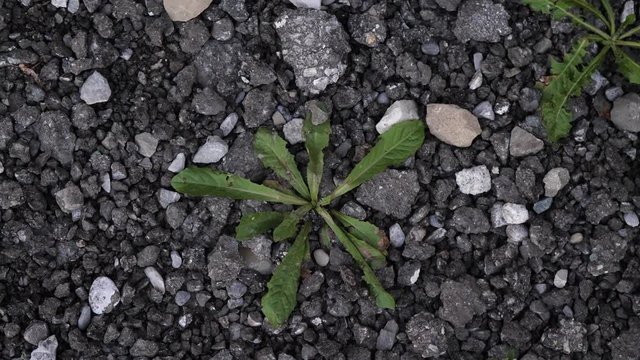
163;0;213;22
425;104;481;147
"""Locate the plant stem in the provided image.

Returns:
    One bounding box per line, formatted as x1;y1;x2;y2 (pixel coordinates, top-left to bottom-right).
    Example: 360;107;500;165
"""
616;40;640;48
618;26;640;40
554;4;611;40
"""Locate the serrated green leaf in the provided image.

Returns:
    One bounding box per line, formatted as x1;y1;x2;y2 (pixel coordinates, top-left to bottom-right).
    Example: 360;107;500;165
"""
332;210;389;252
614;48;640;84
319;224;333;248
254;128;310;200
273;204;312;242
303;114;330;204
171;167;308;205
317;208;395;309
349;234;387;270
320;120;424;205
236;211;285;240
261;222;310;327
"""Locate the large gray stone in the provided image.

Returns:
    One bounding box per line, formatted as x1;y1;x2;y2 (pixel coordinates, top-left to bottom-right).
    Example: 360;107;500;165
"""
426;104;481;147
80;71;111;105
37;111;76;165
453;0;511;43
355;169;420;219
89;276;120;315
406;312;453;358
376;100;419;134
208;236;243;287
611;93;640;132
509;126;544;157
438;278;487;327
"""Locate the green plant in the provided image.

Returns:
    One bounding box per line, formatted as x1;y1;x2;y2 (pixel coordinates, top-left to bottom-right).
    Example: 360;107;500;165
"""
523;0;640;142
171;116;425;326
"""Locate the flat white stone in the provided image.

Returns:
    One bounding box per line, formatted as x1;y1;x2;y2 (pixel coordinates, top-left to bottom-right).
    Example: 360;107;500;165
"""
193;136;228;164
313;249;329;267
376;100;419;134
455;165;491;195
89;276;120;315
80;72;111;105
168;153;186;173
502;203;529;224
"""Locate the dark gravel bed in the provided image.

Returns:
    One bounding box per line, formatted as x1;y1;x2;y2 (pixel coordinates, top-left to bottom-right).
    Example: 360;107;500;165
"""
1;0;640;359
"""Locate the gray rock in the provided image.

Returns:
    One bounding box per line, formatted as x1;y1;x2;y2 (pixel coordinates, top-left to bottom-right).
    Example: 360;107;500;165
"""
426;104;481;147
242;88;276;128
170;250;182;268
451;207;490;234
611;93;640;132
438;278;487;327
389;223;405;248
129;339;159;357
192;87;226;115
208;236;243;287
554;269;568;288
501;203;529;224
0;180;25;209
289;0;320;8
453;0;511;43
473;100;495;120
533;197;553;214
611;326;640;360
355;169;420;218
376;320;399;350
193;136;228;163
51;0;67;7
455;165;491;195
349;11;387;47
490;203;507;228
509;126;544;157
543;167;570;197
80;71;111;104
227;280;248;299
175;291;191;306
37;111;76;165
178;20;209;54
89;276;120;314
588;229;627;276
313;249;329;267
144;266;165;294
239;235;273;275
220;113;238;136
605;86;624;101
193;40;242;96
397;261;421;286
435;0;461;11
340;201;367;220
158;189;181;209
283;118;304;144
30;335;57;360
221;132;265;181
421;40;440;55
376;100;419;134
24;321;48;346
77;305;91;330
55;185;84;213
134;132;158;157
509;47;534;68
168;153;185;173
275;9;350;94
163;0;212;21
137;245;161;267
585;191;618;224
624;212;639;227
541;319;587;354
406;312;453;358
506;224;528;243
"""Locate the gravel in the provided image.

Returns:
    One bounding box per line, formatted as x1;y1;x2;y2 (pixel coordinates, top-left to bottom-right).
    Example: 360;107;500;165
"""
355;169;420;219
88;276;120;315
611;93;640;132
193;136;228;164
455;165;492;195
453;0;511;43
510;126;545;157
426;103;482;147
79;71;111;105
375;100;419;134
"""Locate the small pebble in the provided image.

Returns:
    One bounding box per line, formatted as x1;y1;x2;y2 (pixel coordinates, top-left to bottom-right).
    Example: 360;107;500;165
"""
554;269;568;288
569;233;584;244
624;212;639;227
168;153;186;173
389;223;405;247
175;291;191;306
170;250;182;268
313;249;329;267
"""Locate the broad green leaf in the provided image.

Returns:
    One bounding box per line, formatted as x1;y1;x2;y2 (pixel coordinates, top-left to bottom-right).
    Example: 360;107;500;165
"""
261;222;310;326
349;234;386;270
320;120;424;205
317;208;395;309
171;167;308;205
614;48;640;84
262;179;298;197
319;224;333;248
303;114;330;203
254;128;310;200
273;204;312;242
332;210;389;252
236;211;285;240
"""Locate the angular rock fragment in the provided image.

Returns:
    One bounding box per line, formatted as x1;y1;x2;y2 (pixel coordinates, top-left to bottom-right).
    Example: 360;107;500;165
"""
163;0;212;22
426;104;481;147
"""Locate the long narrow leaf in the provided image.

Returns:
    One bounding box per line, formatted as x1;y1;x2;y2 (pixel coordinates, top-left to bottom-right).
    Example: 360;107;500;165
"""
317;208;395;309
261;222;310;326
303;114;330;203
332;210;389;252
171;167;308;205
273;204;312;242
523;0;610;38
254;128;310;200
614;48;640;84
319;224;333;248
598;0;616;33
349;234;387;270
568;0;610;30
320;120;424;205
236;211;285;240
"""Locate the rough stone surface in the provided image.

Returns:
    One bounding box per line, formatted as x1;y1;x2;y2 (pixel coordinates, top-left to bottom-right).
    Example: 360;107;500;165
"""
275;9;351;94
242;89;277;128
587;229;627;276
541;319;587;354
611;93;640;132
193;136;228;164
30;335;58;360
454;0;511;43
355;169;420;218
80;71;111;105
0;180;25;209
543;167;570;197
438;278;487;327
54;185;84;213
208;236;243;287
455;165;491;195
426;104;481;147
510;126;544;157
451;207;490;234
134;132;158;157
163;0;213;22
89;277;120;315
376;100;419;134
37;111;76;166
406;312;453;358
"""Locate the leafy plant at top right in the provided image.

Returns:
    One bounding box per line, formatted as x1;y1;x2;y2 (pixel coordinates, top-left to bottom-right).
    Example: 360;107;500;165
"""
523;0;640;142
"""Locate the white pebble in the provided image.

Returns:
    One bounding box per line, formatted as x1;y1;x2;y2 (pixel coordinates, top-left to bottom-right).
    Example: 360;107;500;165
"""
144;266;165;294
389;223;405;248
220;113;238;136
624;212;639;227
77;305;91;330
193;136;228;164
158;189;181;209
569;233;584;244
502;203;529;224
554;269;568;288
80;71;112;105
375;100;419;134
455;165;491;195
313;249;329;267
171;250;183;268
89;276;120;315
168;153;186;173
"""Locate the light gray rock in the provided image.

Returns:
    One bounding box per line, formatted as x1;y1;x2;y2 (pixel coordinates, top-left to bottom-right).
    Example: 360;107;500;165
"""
51;0;67;7
283;118;304;144
509;126;544;157
80;71;111;105
89;276;120;314
376;320;399;350
144;266;165;294
55;185;84;213
313;249;329;267
24;321;48;346
355;169;420;218
502;203;529;224
543;167;570;197
158;189;181;209
426;104;481;147
453;0;511;43
622;1;635;23
135;132;158;157
406;312;452;358
168;153;185;173
77;305;91;330
611;93;640;132
239;236;273;275
289;0;320;8
455;165;491;195
30;335;57;360
389;223;405;248
37;111;76;165
275;9;351;94
171;250;182;268
376;100;419;134
473;100;495;120
208;236;243;286
506;224;528;243
541;319;587;354
554;269;568;288
193;136;228;163
220;113;238;136
163;0;213;22
624;212;639;227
